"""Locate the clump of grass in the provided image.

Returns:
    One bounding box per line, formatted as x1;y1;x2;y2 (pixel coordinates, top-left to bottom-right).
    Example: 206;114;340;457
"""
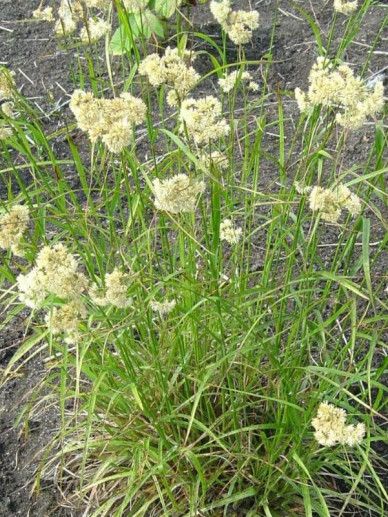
1;1;387;515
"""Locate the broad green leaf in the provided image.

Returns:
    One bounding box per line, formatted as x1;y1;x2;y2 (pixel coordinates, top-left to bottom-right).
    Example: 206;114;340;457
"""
154;0;180;18
133;10;164;38
109;27;133;55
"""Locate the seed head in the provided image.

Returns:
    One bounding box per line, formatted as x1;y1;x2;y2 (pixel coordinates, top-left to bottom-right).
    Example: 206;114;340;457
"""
153;174;205;214
210;1;259;45
312;402;365;447
17;243;88;308
309;184;361;223
0;205;29;256
45;299;87;343
180;96;230;146
69;90;146;152
139;47;199;106
150;299;176;316
295;57;384;129
90;268;132;308
0;127;12;140
219;70;252;93
32;6;54;22
122;0;149;12
334;0;358;15
80;17;110;43
220;218;242;244
0;68;16;101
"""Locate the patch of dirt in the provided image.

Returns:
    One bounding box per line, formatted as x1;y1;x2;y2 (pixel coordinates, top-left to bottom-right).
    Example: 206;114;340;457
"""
0;0;387;515
0;316;73;516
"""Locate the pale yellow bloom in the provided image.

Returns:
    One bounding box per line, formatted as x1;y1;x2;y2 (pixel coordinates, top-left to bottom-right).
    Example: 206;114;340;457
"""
150;299;176;316
45;299;87;343
90;268;132;308
248;81;259;92
294;181;312;195
342;423;366;446
180;96;230;146
153;174;205;214
210;0;259;45
83;0;110;8
2;101;15;118
312;402;365;447
227;10;260;45
0;68;16;101
334;0;358;15
122;0;148;12
0;205;29;256
32;6;54;21
220;218;242;244
17;243;88;308
309;184;361;223
69;89;146;152
199;150;229;171
139;47;199;106
209;0;230;25
55;0;83;36
218;70;252;93
295;57;384;129
0;127;12;140
80;17;110;43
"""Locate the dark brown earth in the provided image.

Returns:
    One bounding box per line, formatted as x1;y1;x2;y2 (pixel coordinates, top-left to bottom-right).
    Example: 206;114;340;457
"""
0;1;387;515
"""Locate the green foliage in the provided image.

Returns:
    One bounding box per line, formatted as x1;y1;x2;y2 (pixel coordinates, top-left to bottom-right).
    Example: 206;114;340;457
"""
110;0;182;55
0;0;387;515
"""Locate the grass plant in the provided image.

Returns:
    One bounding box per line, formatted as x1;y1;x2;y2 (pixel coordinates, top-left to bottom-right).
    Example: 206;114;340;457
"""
0;0;387;515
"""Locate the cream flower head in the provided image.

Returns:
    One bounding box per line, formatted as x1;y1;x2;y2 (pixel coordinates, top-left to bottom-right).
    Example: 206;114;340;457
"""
0;205;29;256
180;96;230;146
153;174;205;214
334;0;358;15
210;0;259;45
69;90;146;152
309;184;361;223
295;57;384;129
17;243;88;308
312;402;365;447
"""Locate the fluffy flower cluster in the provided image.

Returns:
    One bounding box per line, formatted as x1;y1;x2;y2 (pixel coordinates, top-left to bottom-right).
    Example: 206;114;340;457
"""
32;6;54;21
0;205;29;256
220;219;242;244
2;101;16;118
309;184;361;223
83;0;151;13
122;0;149;12
180;96;230;146
80;17;110;43
150;299;176;316
219;70;258;93
90;268;132;308
0;68;16;101
69;89;147;152
139;47;199;107
45;299;87;343
199;150;229;171
83;0;111;8
39;0;110;42
17;243;88;308
210;0;259;45
312;402;366;447
295;57;385;129
54;0;83;36
334;0;358;15
153;174;205;214
0;127;12;140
